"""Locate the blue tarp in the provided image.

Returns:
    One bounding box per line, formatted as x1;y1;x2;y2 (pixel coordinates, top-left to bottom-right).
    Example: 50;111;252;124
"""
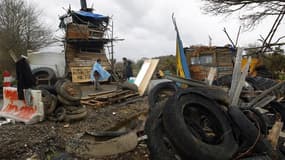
74;11;109;21
90;62;111;81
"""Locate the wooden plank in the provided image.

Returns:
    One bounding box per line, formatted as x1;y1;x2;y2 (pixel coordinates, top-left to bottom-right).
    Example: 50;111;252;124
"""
109;93;139;102
88;90;117;97
135;59;160;96
81;100;107;107
206;67;217;85
96;90;131;101
66;23;89;39
81;91;139;107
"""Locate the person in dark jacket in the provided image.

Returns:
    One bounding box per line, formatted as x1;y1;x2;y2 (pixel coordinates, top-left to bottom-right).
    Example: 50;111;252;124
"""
15;57;36;100
122;57;133;80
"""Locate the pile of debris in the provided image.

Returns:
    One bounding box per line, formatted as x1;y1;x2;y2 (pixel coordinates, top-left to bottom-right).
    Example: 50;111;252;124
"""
145;50;285;160
146;83;285;160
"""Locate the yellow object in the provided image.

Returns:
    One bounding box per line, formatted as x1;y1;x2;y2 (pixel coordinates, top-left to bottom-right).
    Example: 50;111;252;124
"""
241;57;260;77
158;70;165;77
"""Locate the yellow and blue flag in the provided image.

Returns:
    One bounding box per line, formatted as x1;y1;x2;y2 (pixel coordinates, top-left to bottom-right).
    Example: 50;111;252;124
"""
173;14;191;79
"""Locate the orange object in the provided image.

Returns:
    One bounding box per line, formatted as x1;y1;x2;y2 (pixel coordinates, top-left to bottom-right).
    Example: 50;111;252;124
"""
241;58;260;77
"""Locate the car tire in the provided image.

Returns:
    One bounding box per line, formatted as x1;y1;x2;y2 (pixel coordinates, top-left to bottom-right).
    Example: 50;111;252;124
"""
49;107;66;122
40;89;55;115
163;93;238;160
148;81;178;110
64;110;87;122
64;105;86;115
57;95;80;106
145;99;181;160
36;84;57;95
59;81;82;101
228;107;274;155
45;94;57;115
55;79;70;94
183;87;230;106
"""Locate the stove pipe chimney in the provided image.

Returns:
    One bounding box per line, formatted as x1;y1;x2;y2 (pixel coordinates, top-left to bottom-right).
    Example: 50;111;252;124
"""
80;0;87;11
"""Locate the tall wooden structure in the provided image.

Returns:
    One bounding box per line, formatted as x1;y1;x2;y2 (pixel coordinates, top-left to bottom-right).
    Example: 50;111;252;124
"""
59;1;111;83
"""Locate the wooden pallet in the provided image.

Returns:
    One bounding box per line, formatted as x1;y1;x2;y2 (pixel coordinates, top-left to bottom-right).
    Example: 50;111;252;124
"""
81;90;139;108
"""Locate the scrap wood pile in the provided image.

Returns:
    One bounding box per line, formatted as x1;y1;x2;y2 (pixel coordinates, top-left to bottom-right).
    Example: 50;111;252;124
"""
145;49;285;160
80;89;139;108
36;79;87;122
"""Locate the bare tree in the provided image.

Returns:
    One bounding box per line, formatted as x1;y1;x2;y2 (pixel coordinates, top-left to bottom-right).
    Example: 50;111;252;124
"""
202;0;285;29
0;0;51;57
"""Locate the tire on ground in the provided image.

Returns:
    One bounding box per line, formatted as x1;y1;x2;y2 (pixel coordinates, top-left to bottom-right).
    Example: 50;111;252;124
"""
182;87;230;106
36;84;57;95
54;79;70;94
45;94;57;115
163;93;238;160
148;81;178;110
145;99;179;160
59;81;82;101
64;105;86;115
64;110;87;122
40;89;55;115
228;107;274;155
49;107;66;122
57;95;80;106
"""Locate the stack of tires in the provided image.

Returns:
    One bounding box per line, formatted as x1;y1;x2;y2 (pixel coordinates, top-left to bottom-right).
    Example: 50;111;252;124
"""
145;84;284;160
39;88;57;116
37;79;87;122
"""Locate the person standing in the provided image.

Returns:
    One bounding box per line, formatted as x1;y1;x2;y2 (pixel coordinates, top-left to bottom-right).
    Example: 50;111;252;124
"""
122;57;133;80
90;59;110;90
14;55;36;100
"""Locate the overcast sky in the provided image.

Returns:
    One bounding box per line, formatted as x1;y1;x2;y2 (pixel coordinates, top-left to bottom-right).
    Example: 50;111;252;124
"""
27;0;285;61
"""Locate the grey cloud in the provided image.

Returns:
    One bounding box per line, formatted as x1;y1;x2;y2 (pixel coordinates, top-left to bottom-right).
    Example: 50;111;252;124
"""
26;0;285;61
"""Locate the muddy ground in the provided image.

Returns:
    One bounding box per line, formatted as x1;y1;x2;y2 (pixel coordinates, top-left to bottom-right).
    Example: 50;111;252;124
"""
0;84;150;160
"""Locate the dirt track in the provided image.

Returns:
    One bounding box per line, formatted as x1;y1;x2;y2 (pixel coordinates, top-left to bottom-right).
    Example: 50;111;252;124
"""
0;84;150;160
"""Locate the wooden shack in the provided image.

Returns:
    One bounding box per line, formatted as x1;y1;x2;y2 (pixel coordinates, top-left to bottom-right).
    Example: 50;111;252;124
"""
184;46;234;80
59;2;111;83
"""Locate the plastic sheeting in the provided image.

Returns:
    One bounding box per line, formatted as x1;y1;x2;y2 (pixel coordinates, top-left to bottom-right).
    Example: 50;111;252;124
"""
90;62;111;81
74;11;109;21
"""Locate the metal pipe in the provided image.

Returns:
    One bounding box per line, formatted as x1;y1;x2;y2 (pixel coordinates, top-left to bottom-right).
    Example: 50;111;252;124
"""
80;0;87;11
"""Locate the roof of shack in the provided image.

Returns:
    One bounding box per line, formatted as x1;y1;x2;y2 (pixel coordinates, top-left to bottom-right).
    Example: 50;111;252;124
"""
73;11;109;21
